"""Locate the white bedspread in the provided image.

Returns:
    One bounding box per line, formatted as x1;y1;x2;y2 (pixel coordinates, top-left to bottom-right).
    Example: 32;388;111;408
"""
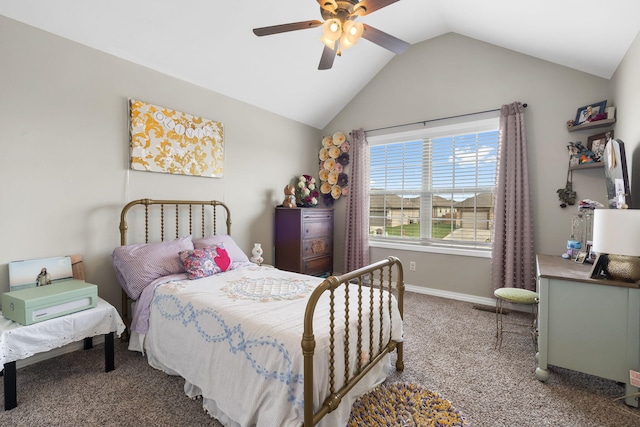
135;264;403;426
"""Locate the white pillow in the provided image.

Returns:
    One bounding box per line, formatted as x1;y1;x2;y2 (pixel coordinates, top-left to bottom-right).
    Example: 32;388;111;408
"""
193;234;250;263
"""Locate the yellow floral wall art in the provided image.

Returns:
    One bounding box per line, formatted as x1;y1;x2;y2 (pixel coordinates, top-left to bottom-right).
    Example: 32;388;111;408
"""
129;99;224;177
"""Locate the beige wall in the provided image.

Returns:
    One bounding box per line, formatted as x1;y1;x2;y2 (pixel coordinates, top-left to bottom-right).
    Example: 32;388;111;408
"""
0;16;322;309
324;33;616;299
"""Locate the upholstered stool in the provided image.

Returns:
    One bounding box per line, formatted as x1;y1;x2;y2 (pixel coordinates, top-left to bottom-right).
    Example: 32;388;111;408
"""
494;288;539;350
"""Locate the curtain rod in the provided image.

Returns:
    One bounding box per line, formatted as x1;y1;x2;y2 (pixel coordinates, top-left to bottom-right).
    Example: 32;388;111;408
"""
364;103;527;134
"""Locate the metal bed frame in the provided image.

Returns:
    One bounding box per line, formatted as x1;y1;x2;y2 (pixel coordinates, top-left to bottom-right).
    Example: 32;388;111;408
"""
117;198;404;426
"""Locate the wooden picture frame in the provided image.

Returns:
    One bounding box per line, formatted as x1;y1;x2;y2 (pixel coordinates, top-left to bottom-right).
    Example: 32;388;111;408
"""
574;100;607;125
587;130;613;162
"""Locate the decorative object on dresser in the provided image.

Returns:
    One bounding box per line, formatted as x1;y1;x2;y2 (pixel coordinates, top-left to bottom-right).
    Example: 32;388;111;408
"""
590;208;640;282
274;206;333;277
296;174;319;207
282;184;296;208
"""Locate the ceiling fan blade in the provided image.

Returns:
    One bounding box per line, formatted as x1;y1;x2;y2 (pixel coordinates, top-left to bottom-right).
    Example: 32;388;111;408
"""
318;45;337;70
317;0;338;12
253;20;322;37
352;0;401;16
361;23;410;54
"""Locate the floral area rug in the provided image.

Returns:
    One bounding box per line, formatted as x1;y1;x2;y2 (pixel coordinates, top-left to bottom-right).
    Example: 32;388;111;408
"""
348;382;468;427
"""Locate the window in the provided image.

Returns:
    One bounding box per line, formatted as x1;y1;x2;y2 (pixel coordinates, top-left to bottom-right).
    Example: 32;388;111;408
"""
368;115;499;251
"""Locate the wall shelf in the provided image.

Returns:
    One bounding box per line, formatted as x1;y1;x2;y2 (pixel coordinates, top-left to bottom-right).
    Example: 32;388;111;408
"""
567;118;615;132
569;162;604;171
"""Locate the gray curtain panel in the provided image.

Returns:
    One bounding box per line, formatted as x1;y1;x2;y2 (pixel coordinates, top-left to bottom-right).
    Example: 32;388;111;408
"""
343;128;371;272
491;102;535;290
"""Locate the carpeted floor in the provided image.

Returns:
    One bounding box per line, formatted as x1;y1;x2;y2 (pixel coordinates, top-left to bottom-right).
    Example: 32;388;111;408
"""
0;291;638;426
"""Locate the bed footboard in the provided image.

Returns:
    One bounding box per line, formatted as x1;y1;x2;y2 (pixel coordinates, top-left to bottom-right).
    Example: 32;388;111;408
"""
302;256;404;426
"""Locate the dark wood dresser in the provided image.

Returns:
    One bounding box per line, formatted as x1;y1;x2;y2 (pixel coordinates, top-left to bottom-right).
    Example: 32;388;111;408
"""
274;207;333;277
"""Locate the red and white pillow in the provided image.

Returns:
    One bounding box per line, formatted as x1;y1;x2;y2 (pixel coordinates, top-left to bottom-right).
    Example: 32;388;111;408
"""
179;244;232;280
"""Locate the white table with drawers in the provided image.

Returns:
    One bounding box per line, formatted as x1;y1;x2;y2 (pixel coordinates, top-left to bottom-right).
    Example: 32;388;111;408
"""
535;254;640;407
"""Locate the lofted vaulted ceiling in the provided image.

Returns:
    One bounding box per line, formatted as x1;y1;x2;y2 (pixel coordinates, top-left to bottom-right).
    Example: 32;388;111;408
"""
1;0;639;129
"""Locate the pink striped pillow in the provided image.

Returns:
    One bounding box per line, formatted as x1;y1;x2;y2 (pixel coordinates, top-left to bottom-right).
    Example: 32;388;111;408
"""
112;236;193;300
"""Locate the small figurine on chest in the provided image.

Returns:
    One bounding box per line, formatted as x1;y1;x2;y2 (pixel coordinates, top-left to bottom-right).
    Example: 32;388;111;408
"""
282;185;296;208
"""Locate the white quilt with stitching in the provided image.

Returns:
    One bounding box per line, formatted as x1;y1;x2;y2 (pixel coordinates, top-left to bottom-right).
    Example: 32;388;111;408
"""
141;264;403;427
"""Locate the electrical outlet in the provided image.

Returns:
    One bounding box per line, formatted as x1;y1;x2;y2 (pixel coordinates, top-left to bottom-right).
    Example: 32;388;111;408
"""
631;370;640;387
409;261;416;271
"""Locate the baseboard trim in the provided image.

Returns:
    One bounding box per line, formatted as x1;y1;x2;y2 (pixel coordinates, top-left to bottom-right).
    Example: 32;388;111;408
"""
404;283;497;307
14;335;105;369
404;284;534;313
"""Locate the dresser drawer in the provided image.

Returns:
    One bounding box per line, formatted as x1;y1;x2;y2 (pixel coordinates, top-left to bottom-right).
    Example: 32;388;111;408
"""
303;211;333;221
304;256;332;276
303;219;332;239
303;237;332;258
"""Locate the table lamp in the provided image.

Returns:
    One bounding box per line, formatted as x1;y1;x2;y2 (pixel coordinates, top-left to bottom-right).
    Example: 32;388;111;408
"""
591;208;640;282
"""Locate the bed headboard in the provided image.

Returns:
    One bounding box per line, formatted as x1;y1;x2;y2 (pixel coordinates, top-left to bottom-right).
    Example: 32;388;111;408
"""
119;198;231;245
117;198;232;336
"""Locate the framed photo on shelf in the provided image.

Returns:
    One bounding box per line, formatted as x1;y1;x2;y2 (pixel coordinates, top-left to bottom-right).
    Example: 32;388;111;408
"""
574;100;607;125
588;130;613;162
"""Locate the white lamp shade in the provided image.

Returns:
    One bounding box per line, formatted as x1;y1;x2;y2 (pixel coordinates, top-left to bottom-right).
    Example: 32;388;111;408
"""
592;208;640;256
320;19;342;49
340;21;364;49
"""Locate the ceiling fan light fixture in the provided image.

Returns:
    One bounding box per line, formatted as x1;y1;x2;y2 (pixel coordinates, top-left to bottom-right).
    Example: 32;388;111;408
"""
320;18;342;49
340;20;363;49
322;18;342;39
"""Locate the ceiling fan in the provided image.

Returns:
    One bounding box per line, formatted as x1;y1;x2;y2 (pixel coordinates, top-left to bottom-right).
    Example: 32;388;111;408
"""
253;0;410;70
